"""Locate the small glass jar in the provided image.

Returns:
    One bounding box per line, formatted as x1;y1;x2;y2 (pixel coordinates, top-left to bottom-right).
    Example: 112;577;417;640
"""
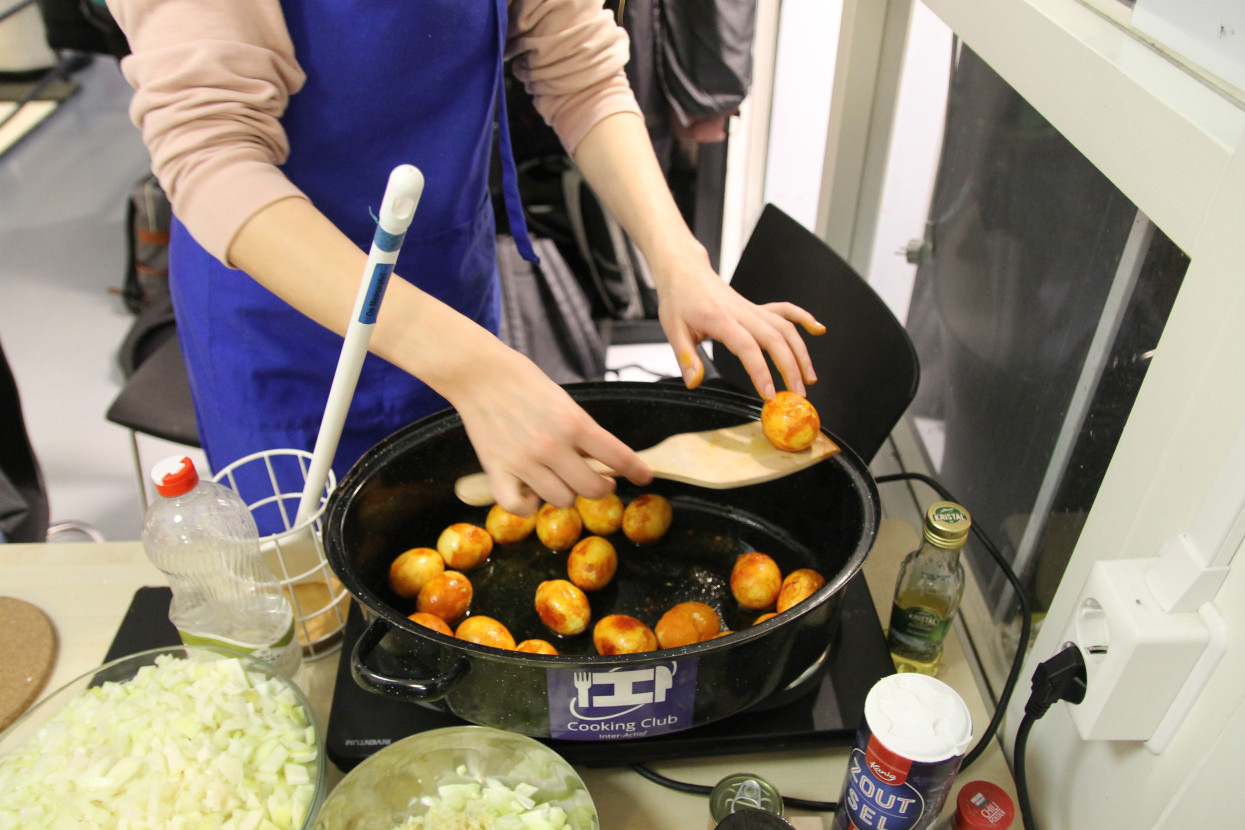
938;780;1016;829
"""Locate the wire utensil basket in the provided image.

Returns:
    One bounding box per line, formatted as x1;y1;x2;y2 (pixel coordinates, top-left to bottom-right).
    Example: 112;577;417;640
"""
212;448;348;659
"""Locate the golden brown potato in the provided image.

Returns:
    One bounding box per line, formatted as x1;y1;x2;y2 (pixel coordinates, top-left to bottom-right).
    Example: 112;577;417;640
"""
776;568;826;612
388;547;445;599
730;551;783;610
655;601;722;649
761;391;821;452
535;503;583;551
515;639;559;655
416;570;473;624
752;612;778;626
622;493;673;544
455;615;516;650
407;611;453;636
485;504;537;545
534;579;592;636
574;493;624;536
437;522;493;570
566;536;618;591
593;614;659;655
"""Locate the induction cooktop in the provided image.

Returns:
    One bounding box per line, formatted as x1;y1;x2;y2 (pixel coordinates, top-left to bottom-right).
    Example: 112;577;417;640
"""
323;573;892;770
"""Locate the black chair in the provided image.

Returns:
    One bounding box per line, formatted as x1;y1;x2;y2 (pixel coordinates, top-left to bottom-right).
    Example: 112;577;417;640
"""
105;296;200;508
708;203;920;463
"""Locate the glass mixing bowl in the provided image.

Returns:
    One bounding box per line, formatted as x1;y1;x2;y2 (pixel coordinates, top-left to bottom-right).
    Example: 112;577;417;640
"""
0;645;327;829
313;725;599;829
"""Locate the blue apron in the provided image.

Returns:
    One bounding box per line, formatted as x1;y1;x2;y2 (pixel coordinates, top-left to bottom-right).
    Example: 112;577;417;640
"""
169;0;536;489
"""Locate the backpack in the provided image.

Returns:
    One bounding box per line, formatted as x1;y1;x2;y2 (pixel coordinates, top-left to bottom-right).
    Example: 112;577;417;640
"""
120;173;172;314
496;235;607;384
36;0;129;58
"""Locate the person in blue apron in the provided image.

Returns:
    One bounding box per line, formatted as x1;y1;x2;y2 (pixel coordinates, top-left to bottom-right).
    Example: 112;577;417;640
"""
111;0;824;518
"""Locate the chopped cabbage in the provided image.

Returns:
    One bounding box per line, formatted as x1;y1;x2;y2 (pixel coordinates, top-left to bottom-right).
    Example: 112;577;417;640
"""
0;653;319;830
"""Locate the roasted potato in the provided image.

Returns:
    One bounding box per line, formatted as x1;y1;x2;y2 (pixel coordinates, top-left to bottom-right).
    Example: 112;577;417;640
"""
730;551;783;610
566;536;618;591
622;493;673;544
406;610;453;636
655;601;721;649
593;614;659;655
761;391;820;452
485;503;537;545
455;615;516;650
574;493;624;536
437;522;493;570
776;568;826;612
515;639;559;655
536;503;583;551
534;579;592;636
388;547;445;599
416;570;473;624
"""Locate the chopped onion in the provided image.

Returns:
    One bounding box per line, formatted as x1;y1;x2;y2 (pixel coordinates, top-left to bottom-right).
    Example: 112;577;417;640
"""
0;653;319;830
391;767;594;830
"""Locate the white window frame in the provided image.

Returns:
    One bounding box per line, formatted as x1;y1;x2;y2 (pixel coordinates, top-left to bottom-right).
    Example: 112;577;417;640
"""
818;0;1245;825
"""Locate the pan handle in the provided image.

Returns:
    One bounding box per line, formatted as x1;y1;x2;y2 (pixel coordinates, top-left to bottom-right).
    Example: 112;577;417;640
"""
350;615;468;702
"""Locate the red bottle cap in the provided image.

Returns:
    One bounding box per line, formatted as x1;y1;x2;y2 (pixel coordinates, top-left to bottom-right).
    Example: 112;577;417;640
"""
152;455;200;497
953;781;1015;829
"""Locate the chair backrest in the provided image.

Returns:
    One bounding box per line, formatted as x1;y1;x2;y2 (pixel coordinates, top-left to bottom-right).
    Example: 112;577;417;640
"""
710;203;919;463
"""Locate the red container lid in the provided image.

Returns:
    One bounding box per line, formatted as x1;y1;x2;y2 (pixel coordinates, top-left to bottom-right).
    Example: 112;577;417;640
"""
152;455;199;498
953;781;1015;829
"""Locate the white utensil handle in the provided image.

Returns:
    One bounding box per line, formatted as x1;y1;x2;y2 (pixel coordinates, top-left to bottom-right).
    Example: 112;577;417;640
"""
294;165;425;526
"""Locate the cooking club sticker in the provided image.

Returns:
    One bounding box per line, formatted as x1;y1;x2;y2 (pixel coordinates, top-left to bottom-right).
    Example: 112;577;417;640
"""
546;660;697;740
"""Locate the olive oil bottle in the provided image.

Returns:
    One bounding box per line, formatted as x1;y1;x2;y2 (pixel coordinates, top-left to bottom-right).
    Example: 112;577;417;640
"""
887;501;971;675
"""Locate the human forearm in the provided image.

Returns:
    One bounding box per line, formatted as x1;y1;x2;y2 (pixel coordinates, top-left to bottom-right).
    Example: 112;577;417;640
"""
570;113;822;398
109;0;305;263
570;111;708;285
228;196;651;513
226;196;503;397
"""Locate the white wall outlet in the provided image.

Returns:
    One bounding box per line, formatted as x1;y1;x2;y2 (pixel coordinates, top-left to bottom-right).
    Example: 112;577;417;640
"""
1059;557;1212;742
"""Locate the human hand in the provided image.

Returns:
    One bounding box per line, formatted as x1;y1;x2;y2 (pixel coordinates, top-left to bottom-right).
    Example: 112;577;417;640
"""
653;243;825;399
445;346;653;516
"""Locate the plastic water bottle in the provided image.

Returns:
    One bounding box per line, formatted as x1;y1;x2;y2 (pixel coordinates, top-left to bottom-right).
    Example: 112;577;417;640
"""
141;455;303;679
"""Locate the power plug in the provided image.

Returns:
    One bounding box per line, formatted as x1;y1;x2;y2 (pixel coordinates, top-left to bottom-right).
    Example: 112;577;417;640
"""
1058;557;1214;743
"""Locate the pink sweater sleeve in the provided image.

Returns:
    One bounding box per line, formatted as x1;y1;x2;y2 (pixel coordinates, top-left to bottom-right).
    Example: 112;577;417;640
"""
108;0;307;264
507;0;642;154
108;0;641;266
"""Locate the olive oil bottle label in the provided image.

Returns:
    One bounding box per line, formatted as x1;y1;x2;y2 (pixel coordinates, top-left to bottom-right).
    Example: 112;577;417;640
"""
889;605;951;645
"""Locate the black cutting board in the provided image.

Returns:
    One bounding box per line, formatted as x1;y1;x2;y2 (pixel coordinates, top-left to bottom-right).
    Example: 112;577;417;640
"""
103;587;180;662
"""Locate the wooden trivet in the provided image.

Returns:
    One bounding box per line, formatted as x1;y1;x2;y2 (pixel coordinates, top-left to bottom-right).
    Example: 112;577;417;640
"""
0;597;58;731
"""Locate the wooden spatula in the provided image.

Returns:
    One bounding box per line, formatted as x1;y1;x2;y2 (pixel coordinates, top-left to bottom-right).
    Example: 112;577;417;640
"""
454;421;840;507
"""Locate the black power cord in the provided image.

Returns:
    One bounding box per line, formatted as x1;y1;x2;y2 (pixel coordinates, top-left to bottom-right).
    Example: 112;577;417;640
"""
629;763;838;812
1013;645;1087;830
875;471;1033;770
631;470;1031;813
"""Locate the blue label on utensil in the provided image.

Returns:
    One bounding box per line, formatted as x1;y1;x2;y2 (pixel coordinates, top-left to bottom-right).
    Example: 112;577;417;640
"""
547;660;697;740
358;262;394;324
373;226;406;253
